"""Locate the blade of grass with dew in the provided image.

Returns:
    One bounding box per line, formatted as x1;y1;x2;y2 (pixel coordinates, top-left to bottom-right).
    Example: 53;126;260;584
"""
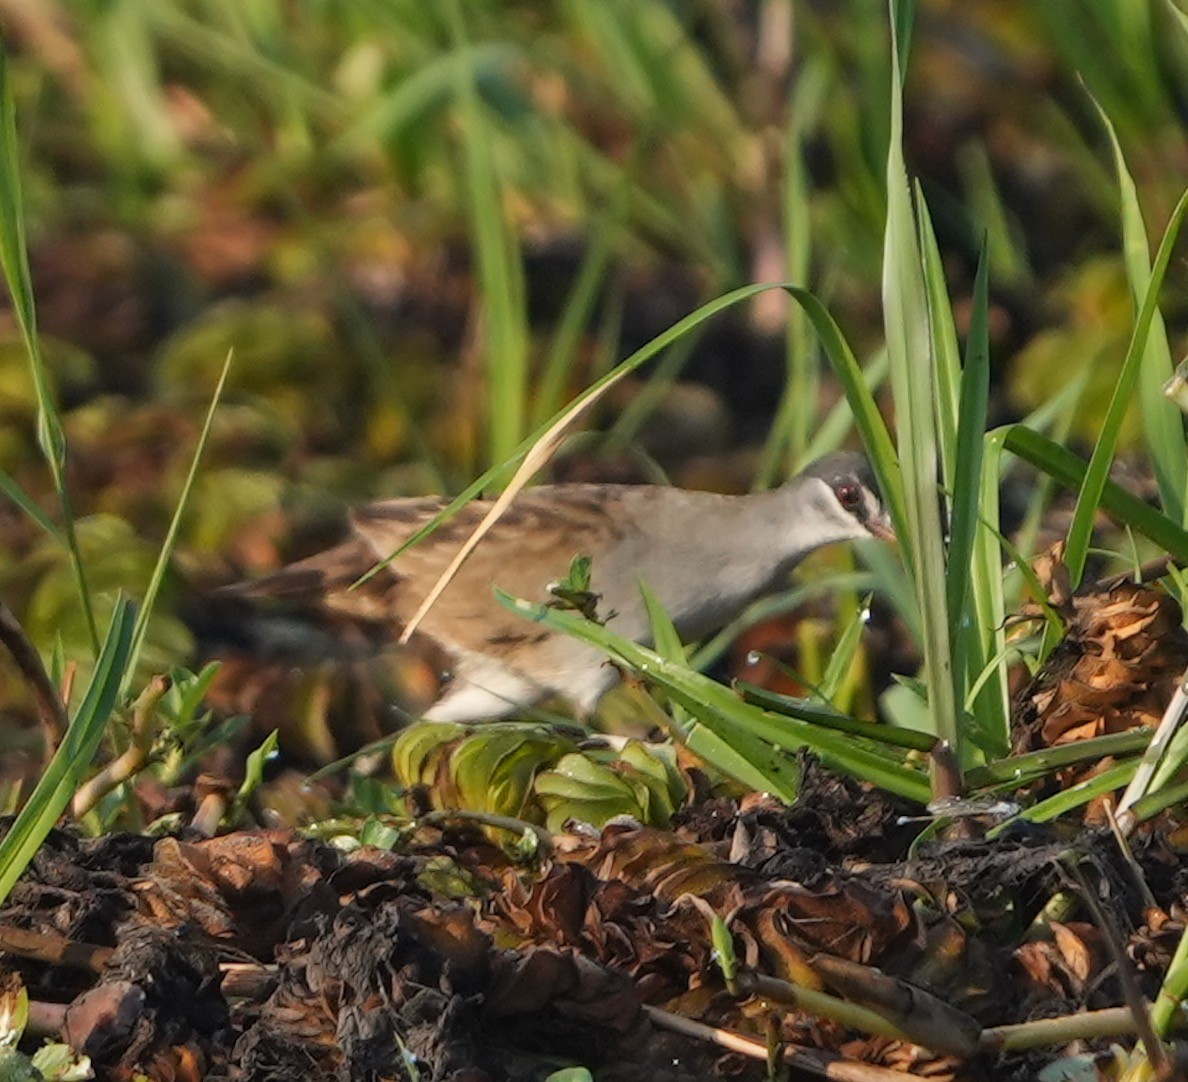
0;44;97;653
963;728;1151;790
122;349;233;695
445;0;529;471
1003;426;1188;564
882;1;957;758
1089;90;1186;526
0;597;135;906
817;593;872;704
497;588;931;803
1064;186;1188;586
689;571;876;672
985;759;1138;839
639;582;800;800
737;683;938;753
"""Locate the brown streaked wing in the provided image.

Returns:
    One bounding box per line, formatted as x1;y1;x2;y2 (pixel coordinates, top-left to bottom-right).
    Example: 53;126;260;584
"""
370;485;631;655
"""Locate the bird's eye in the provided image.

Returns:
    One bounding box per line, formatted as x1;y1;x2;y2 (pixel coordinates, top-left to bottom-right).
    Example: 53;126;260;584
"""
835;482;862;511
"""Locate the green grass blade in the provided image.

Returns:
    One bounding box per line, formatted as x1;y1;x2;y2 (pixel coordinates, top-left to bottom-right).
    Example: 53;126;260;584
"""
356;282;835;586
497;588;931;803
1089;90;1186;526
917;190;961;483
1064;186;1188;585
0;44;97;653
964;729;1151;789
533;200;621;428
1003;425;1188;564
688;571;876;673
445;0;529;470
638;582;802;801
818;594;871;704
0;597;135;906
756;58;829;486
965;428;1010;754
893;0;916;74
737;683;938;753
986;760;1136;838
945;241;989;633
783;288;907;543
0;467;63;545
122;349;233;694
882;4;956;757
948;242;998;753
639;580;685;663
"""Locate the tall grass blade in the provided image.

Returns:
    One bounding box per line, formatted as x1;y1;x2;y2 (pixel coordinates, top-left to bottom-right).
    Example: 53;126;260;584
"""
1064;186;1188;586
882;1;957;758
757;59;828;485
444;0;529;470
948;243;994;750
122;350;233;693
0;468;63;545
1003;426;1188;563
818;594;871;704
783;289;907;542
533;196;622;428
0;597;135;906
917;190;960;483
968;428;1010;754
1089;91;1186;526
0;44;98;652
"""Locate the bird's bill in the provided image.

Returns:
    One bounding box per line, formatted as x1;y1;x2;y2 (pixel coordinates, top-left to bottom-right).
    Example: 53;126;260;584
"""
867;514;897;544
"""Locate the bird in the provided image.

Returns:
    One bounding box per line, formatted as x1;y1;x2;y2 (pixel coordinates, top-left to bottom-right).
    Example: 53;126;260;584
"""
221;451;893;724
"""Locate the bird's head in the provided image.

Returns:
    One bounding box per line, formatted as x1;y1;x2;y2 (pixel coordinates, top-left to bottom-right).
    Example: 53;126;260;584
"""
796;451;896;545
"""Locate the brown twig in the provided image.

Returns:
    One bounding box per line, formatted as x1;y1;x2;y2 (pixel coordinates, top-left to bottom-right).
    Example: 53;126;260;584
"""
0;599;71;760
1062;857;1170;1077
0;923;113;972
642;1005;920;1081
71;675;171;819
24;999;68;1039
